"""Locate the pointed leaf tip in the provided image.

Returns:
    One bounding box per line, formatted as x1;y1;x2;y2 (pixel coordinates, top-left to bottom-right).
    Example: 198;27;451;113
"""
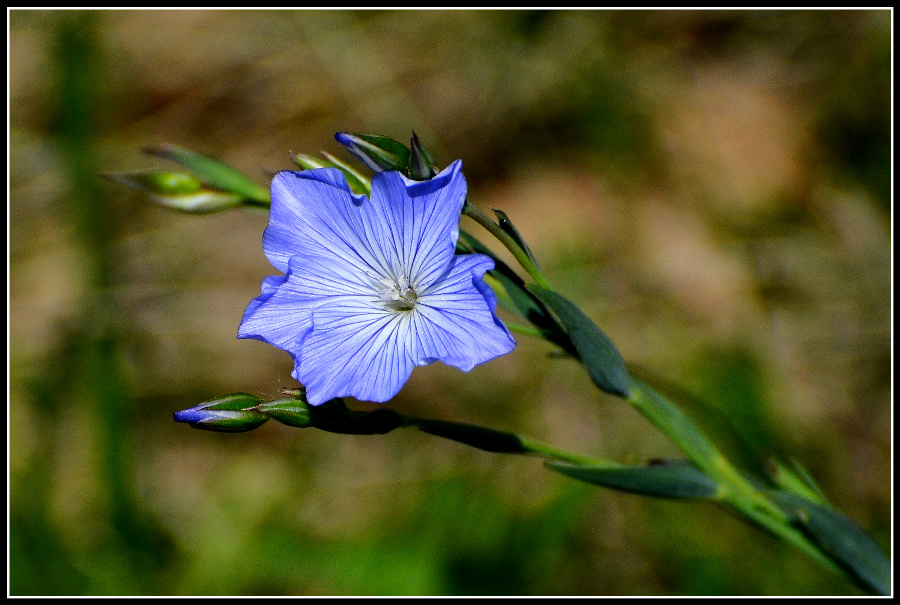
527;285;631;398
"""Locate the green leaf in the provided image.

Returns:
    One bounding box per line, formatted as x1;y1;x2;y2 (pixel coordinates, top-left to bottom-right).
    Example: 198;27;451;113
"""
546;459;720;499
143;144;270;203
334;132;411;173
527;285;631;397
458;231;576;356
771;491;890;595
767;456;829;506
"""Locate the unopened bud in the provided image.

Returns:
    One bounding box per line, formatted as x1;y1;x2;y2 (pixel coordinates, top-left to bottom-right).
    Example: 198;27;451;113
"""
334;132;410;173
174;393;268;432
105;170;244;213
142;144;270;204
290;151;371;195
256;398;312;428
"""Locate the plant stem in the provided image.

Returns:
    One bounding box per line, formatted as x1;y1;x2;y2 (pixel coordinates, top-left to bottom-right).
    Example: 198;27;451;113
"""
624;378;842;574
462;200;553;290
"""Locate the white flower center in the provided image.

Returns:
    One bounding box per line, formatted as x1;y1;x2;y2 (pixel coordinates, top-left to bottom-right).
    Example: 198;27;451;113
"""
377;274;418;312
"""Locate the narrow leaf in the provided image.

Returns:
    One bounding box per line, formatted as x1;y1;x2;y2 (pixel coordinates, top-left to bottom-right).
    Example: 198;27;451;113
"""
527;285;631;397
771;491;890;595
767;455;830;506
546;459;720;499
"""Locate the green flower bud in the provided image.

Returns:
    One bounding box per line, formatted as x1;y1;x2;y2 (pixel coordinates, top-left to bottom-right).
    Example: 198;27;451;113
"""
255;397;312;428
334;132;410;173
173;393;268;432
105;170;244;213
290;151;371;196
142;143;270;203
289;152;330;171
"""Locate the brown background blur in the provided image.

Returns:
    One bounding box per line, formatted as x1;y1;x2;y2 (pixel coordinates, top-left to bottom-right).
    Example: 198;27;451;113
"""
9;9;891;596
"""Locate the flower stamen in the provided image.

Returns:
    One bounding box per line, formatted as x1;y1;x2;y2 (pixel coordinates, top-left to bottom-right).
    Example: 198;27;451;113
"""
378;275;418;312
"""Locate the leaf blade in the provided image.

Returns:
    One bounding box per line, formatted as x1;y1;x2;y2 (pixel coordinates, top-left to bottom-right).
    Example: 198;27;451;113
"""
771;491;891;595
528;285;631;397
546;459;720;499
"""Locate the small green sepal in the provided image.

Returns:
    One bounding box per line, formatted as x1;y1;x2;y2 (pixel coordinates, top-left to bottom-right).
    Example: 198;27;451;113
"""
255;398;313;428
408;131;439;180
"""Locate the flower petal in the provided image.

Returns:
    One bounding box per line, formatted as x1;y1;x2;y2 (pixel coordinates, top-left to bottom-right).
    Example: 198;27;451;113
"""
297;299;416;404
367;160;467;290
264;168;395;279
411;254;517;371
238;251;376;351
237;268;315;354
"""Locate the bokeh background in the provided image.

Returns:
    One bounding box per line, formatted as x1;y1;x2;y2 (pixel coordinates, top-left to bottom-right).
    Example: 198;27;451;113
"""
9;9;891;596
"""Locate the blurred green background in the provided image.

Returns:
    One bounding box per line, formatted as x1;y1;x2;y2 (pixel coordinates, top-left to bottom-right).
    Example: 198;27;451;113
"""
9;9;891;596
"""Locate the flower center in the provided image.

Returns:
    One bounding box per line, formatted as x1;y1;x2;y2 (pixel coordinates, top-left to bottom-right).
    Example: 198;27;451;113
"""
378;275;418;312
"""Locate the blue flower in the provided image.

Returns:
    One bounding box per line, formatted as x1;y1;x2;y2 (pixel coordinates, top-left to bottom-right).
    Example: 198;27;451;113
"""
238;160;516;405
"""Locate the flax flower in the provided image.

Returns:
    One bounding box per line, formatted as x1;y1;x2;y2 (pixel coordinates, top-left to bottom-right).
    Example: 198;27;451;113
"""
238;160;516;405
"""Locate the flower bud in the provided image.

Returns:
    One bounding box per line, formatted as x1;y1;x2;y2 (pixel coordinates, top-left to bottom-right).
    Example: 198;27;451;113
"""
142;143;270;204
173;393;268;432
106;170;244;213
255;397;312;428
408;131;439;180
334;132;410;173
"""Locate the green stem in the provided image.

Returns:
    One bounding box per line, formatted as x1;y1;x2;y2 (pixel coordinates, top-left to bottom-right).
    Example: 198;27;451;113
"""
399;415;608;467
625;378;841;574
462;201;553;290
460;203;846;580
504;322;546;338
515;436;603;466
399;408;837;573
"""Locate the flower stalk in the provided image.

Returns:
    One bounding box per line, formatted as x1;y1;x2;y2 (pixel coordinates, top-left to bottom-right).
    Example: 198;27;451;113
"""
462;200;553;291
